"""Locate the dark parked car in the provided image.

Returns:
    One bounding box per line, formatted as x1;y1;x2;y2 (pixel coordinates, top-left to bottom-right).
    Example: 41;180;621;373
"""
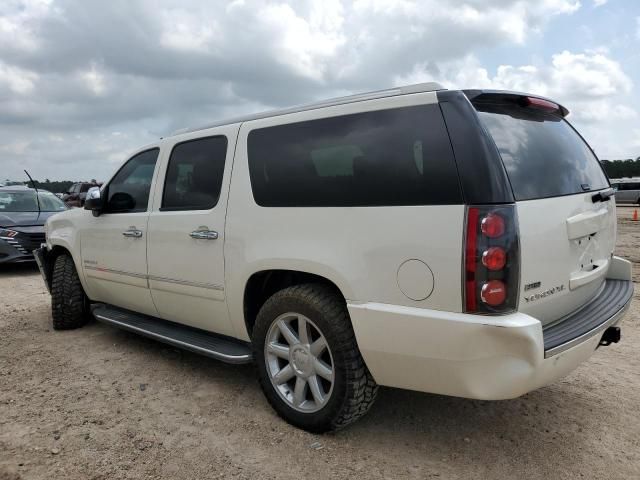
63;182;101;208
0;186;66;264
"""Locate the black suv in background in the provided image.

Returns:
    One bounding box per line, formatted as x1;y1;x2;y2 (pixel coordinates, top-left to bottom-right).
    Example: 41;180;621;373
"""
63;182;101;208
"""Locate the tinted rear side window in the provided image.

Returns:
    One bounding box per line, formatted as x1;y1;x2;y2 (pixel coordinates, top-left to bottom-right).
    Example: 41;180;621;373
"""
247;104;461;207
161;136;228;211
476;106;608;201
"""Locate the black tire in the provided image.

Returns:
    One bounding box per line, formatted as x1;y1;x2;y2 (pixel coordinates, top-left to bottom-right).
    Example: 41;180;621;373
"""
51;253;90;330
252;283;378;432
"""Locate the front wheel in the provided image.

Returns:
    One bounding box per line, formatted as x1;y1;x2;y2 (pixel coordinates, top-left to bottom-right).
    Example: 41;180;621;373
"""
253;284;378;432
51;253;90;330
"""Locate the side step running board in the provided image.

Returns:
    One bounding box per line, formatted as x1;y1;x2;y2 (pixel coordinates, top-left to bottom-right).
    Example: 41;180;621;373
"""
91;304;253;364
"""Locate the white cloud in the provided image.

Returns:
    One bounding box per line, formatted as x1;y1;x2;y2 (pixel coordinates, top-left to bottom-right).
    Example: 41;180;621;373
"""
550;50;632;98
0;140;30;155
395;48;635;158
159;9;218;52
0;0;55;52
258;1;346;81
79;63;107;96
593;0;608;6
631;129;640;150
2;0;638;180
0;61;38;93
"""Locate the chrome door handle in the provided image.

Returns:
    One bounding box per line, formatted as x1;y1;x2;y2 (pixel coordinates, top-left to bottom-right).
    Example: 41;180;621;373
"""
122;229;143;238
189;230;218;240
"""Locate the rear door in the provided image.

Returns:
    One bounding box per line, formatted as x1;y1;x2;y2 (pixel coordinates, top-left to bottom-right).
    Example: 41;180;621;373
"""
475;97;615;325
146;125;239;337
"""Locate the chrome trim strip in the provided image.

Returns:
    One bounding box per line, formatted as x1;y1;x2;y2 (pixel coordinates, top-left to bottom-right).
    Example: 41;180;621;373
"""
94;313;251;364
84;265;147;279
544;298;632;358
83;266;224;291
148;274;224;291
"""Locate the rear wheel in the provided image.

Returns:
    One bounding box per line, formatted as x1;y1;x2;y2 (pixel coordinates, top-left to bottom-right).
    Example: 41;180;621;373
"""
253;284;378;432
51;253;90;330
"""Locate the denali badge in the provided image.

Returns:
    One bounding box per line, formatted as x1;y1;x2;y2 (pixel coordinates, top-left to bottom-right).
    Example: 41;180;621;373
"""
524;281;541;291
523;284;565;303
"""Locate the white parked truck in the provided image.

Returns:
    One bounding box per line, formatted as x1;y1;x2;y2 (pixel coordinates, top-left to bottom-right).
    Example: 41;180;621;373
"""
35;83;634;432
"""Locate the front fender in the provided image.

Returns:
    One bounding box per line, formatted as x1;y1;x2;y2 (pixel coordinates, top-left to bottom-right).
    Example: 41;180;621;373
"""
45;209;88;293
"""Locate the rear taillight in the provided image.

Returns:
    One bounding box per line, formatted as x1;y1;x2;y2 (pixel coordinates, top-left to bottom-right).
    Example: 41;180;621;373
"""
463;205;519;314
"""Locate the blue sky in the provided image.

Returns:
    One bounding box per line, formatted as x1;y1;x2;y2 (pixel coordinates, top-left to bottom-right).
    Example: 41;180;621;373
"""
0;0;639;181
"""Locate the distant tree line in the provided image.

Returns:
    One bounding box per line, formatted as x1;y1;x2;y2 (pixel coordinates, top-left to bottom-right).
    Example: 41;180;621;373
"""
35;179;75;193
600;158;640;179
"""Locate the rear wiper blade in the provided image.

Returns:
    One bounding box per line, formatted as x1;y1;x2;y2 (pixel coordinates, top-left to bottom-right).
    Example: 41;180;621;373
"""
591;188;615;203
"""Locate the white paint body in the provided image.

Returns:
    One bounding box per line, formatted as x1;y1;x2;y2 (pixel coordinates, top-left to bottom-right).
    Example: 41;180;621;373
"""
44;88;632;400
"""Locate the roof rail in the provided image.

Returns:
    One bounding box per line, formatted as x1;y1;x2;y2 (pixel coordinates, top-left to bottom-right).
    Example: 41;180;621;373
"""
171;82;445;136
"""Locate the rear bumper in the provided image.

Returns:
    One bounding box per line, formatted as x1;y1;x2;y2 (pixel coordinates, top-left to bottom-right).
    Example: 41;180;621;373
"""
349;257;634;400
543;279;632;357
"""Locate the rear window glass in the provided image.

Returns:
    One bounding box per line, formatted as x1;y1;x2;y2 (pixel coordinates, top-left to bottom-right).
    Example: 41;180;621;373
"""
247;104;462;207
476;106;609;201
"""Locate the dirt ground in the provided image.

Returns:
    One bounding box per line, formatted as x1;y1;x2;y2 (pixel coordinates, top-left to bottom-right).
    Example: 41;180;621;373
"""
1;207;639;480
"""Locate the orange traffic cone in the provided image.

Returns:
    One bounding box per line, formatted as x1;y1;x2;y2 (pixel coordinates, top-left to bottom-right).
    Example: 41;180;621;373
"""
633;209;639;222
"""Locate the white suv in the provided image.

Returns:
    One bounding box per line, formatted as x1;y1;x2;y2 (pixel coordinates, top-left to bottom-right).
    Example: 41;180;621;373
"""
35;83;634;432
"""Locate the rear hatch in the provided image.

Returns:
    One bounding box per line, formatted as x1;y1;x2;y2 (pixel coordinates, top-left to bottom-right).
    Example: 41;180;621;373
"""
471;92;615;325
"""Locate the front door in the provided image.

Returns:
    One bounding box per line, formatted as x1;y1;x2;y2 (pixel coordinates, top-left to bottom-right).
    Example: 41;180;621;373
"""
147;126;238;337
80;148;160;317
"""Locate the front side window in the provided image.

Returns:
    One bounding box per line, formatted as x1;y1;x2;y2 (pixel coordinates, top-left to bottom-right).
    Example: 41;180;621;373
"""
247;104;462;207
105;148;159;213
161;136;228;211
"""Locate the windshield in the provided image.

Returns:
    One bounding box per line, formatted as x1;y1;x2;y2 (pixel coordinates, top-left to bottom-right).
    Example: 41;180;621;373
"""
476;105;609;201
0;191;67;212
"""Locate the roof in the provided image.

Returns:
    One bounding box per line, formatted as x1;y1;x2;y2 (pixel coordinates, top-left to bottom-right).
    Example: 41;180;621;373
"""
171;82;445;136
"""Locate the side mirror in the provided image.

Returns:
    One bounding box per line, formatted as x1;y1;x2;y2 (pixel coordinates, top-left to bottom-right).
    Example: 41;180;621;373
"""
84;187;103;215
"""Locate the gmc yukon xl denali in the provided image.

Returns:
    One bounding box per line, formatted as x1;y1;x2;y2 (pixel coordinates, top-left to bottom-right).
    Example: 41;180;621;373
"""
35;83;634;432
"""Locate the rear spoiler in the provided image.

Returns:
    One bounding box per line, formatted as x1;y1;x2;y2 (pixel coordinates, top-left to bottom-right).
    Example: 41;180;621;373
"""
463;90;570;118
